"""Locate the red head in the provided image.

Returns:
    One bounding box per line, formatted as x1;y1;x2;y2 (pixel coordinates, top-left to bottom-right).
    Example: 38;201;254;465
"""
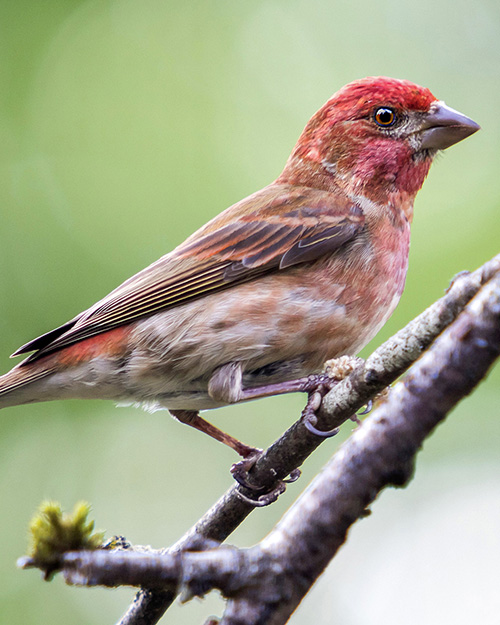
279;77;479;206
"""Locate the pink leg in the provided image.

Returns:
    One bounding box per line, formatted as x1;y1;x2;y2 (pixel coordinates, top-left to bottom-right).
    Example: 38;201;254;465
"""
239;373;335;401
169;409;259;458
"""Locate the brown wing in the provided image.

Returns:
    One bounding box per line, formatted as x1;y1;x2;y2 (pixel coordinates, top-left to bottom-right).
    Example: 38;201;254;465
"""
13;185;365;363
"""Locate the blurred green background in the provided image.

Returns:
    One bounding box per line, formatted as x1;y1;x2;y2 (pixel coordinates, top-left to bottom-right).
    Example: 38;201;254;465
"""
0;1;499;623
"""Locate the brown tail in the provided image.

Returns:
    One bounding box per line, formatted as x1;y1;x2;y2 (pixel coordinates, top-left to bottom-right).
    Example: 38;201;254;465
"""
0;364;55;408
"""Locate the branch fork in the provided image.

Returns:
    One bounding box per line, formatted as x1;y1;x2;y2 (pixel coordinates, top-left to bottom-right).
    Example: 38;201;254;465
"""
18;254;500;625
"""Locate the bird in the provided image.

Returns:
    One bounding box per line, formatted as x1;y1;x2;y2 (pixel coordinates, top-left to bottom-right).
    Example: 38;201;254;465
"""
0;77;479;457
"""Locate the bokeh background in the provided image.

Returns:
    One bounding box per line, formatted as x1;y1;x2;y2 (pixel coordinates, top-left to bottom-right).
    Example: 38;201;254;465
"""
0;1;499;623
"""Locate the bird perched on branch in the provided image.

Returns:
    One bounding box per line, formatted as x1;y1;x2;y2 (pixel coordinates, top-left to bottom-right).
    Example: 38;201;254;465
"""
0;77;479;457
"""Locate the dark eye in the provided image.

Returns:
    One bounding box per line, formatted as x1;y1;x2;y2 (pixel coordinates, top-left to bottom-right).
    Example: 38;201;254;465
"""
373;107;396;127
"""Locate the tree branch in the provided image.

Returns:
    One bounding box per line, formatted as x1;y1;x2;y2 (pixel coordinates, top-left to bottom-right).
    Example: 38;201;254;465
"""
19;254;500;624
114;253;500;625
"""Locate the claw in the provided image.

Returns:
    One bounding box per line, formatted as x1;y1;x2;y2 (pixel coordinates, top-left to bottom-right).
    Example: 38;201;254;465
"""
300;383;340;438
303;416;340;438
358;399;373;415
349;398;373;425
231;452;300;487
235;481;287;507
231;458;301;506
230;450;264;489
283;468;301;483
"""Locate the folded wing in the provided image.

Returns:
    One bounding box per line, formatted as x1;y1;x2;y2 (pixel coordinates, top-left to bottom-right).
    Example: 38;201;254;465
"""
13;186;365;363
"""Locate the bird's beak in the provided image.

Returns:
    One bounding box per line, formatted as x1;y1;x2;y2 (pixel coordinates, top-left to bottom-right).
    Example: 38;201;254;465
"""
420;101;480;150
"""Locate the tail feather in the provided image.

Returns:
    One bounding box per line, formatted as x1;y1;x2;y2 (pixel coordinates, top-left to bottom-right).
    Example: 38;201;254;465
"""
0;365;56;408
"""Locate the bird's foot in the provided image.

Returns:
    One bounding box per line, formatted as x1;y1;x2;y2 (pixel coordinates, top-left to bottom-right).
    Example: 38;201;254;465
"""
232;461;302;507
301;384;340;437
231;451;301;507
235;481;287;507
301;355;366;436
230;449;264;487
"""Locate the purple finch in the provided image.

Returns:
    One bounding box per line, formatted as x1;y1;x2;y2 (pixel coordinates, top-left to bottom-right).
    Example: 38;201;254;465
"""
0;77;479;455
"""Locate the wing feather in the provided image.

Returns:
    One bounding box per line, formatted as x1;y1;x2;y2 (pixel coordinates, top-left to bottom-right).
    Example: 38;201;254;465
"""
15;187;365;363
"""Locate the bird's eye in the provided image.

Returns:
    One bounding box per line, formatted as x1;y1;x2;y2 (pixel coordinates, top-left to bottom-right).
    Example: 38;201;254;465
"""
373;107;396;127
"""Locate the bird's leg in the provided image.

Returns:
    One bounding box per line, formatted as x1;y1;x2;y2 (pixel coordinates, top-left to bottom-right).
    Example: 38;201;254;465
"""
169;409;259;459
177;357;362;498
238;374;333;400
205;357;364;445
208;361;343;405
170;408;268;500
300;356;365;434
208;361;329;402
